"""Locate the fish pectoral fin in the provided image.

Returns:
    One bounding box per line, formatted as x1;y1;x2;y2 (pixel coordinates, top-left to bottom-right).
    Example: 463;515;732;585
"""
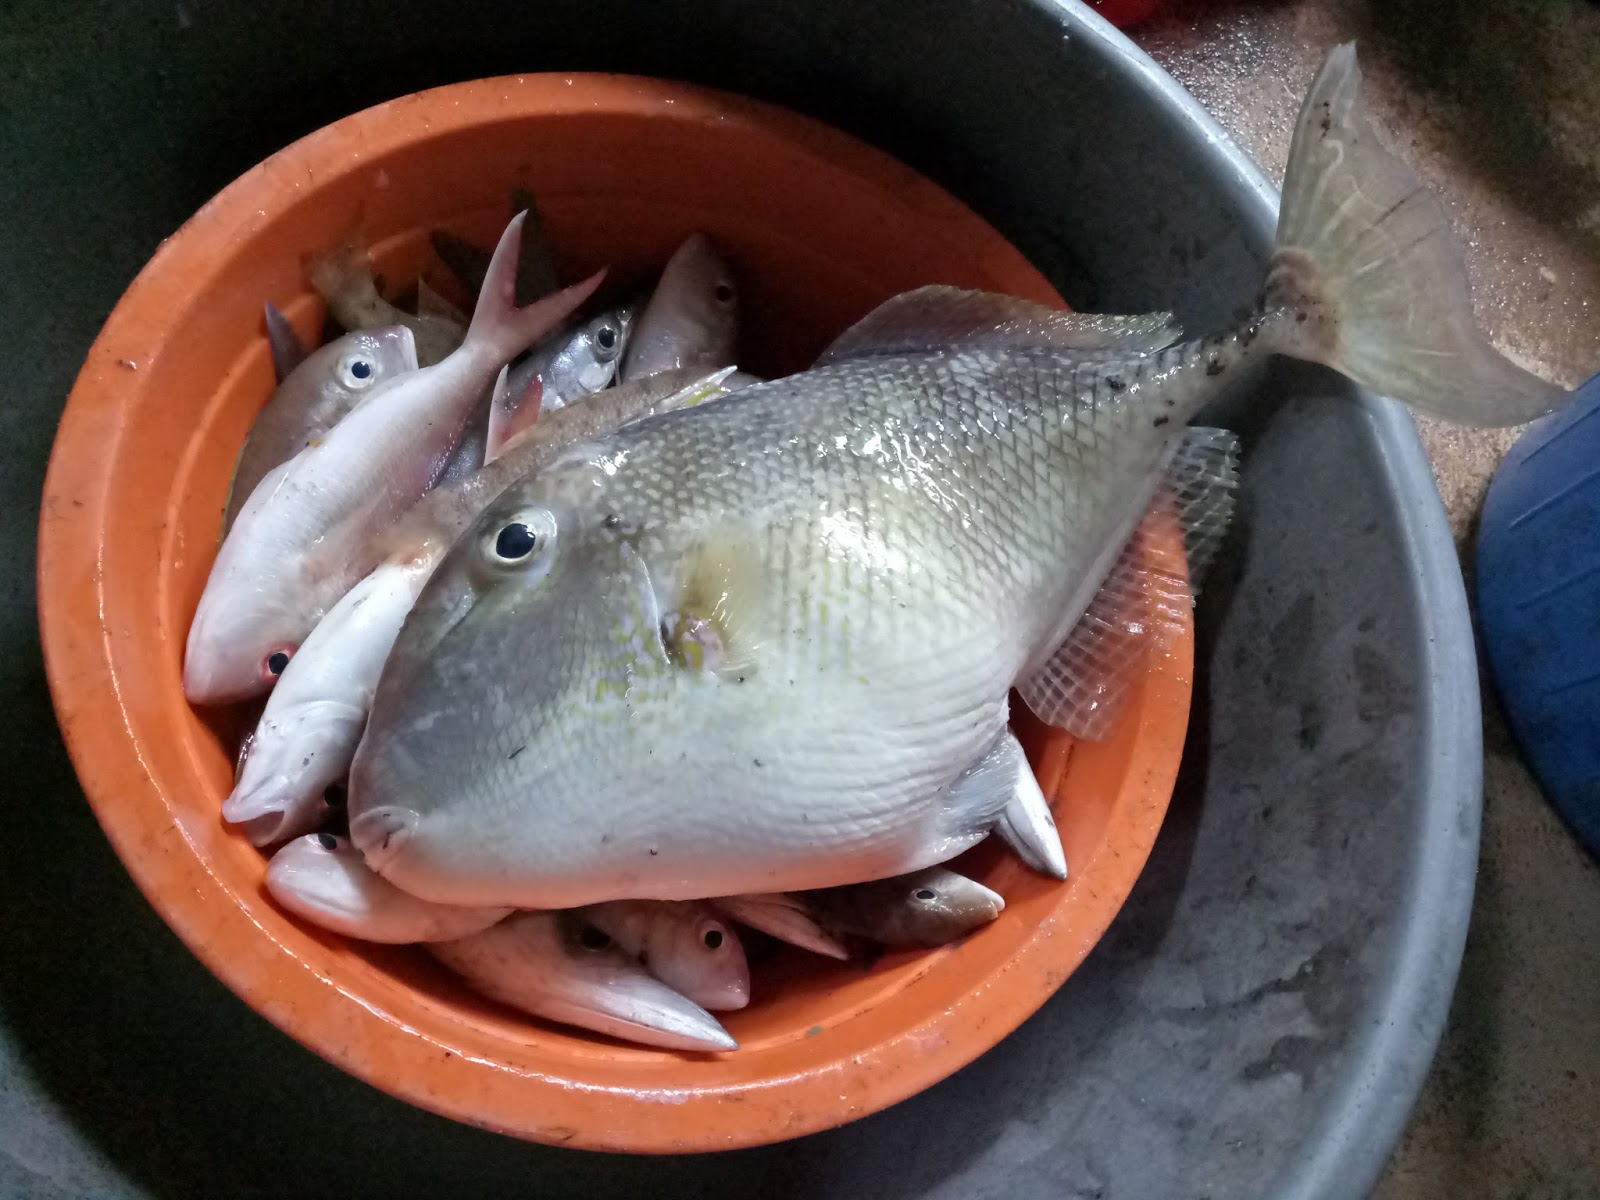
1018;426;1240;741
815;285;1183;366
992;734;1069;880
485;364;543;463
663;528;767;678
937;727;1043;856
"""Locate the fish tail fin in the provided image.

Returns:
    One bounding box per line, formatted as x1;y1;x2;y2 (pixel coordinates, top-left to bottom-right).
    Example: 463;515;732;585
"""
465;212;603;365
1262;43;1567;427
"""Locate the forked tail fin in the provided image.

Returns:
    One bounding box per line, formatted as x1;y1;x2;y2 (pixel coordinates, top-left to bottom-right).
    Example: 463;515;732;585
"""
1264;43;1569;427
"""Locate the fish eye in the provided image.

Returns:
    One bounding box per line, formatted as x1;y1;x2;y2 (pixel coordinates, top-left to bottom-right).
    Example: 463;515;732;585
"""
339;355;378;389
494;522;538;561
714;283;735;305
595;325;617;351
701;924;726;951
477;507;558;576
913;887;937;901
314;832;339;851
261;647;294;682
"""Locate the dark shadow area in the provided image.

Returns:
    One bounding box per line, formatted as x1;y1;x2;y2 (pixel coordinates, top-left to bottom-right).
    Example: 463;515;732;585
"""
1348;0;1600;264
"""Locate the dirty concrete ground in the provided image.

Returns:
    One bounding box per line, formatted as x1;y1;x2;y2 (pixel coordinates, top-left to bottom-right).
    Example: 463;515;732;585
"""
1136;2;1600;1195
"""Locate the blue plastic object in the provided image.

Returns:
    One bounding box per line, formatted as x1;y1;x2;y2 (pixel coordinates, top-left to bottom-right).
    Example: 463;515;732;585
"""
1478;371;1600;860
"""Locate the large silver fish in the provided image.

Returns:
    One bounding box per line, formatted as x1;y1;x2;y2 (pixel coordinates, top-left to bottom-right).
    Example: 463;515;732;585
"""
349;46;1571;909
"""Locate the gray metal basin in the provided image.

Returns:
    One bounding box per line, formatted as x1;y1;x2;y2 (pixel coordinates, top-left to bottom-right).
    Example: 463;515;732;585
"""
1;1;1473;1197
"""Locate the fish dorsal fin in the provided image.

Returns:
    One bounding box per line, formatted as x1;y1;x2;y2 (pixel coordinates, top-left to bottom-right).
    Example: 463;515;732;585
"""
815;285;1183;366
484;364;542;463
415;277;468;325
1017;426;1241;740
263;301;308;383
662;529;767;679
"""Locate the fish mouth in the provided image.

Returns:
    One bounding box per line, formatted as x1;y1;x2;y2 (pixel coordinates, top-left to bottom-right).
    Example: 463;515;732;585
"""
222;777;328;847
700;977;751;1012
547;984;739;1053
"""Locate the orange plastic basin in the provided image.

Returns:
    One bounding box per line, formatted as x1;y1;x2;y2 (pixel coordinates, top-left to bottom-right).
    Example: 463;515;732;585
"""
36;73;1192;1153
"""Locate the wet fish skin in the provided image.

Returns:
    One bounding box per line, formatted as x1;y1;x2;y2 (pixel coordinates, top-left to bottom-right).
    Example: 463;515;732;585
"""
429;911;738;1053
487;304;637;458
619;233;739;381
793;867;1005;948
266;833;509;943
578;899;750;1010
222;325;418;537
222;556;433;846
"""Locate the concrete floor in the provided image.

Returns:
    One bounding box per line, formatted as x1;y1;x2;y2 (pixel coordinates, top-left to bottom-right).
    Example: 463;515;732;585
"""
1136;3;1600;1194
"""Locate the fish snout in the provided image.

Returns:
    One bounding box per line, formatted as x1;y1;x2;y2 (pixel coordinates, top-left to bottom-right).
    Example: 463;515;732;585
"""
348;804;422;877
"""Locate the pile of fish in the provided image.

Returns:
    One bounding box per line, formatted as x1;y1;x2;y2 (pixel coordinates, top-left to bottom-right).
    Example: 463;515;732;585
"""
185;46;1573;1053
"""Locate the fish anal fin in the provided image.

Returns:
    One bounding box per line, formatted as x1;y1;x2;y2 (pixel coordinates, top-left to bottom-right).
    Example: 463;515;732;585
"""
1019;426;1240;740
816;285;1182;366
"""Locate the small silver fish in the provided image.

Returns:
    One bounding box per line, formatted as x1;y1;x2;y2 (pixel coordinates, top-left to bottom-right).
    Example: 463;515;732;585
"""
619;233;739;381
489;305;636;457
222;324;418;536
578;899;750;1010
265;833;509;943
428;911;738;1053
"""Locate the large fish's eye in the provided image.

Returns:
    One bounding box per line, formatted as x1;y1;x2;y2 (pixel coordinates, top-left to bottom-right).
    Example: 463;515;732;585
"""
338;355;378;389
494;522;537;561
477;506;558;576
714;282;735;305
595;324;618;352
